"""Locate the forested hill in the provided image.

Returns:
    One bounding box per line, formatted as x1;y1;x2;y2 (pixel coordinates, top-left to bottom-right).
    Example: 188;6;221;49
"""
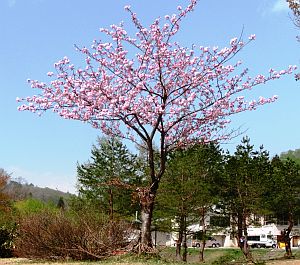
280;148;300;165
4;180;73;204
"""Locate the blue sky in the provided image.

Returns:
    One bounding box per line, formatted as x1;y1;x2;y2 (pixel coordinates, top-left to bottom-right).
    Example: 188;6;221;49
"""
0;0;299;193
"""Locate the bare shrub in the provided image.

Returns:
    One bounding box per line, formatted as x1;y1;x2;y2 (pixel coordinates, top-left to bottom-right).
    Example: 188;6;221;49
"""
15;210;132;260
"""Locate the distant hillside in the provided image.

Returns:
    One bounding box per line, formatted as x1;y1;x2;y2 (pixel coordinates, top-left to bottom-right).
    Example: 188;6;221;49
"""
280;148;300;165
4;180;73;204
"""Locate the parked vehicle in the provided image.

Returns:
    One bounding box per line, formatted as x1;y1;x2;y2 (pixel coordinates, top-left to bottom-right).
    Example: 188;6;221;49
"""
247;235;277;248
192;237;222;248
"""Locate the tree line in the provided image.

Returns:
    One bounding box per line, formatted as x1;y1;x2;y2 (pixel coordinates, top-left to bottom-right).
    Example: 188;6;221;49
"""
0;136;299;263
75;136;300;263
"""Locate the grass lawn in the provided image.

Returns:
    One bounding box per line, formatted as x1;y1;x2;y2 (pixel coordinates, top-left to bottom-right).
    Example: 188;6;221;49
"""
0;247;299;265
159;246;300;264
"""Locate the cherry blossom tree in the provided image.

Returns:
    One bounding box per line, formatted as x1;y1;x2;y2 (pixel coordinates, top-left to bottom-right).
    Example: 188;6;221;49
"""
18;0;296;252
287;0;300;80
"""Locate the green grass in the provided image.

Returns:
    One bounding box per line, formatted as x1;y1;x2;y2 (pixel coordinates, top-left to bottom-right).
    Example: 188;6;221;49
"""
101;247;300;265
3;247;300;265
159;247;243;264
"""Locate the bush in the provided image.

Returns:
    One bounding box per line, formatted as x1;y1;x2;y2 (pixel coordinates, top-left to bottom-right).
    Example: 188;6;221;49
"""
14;198;57;215
15;210;132;260
0;223;17;258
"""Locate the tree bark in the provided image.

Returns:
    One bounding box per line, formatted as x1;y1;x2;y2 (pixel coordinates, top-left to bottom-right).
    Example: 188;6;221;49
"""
236;212;253;263
140;200;154;249
134;187;156;254
199;241;205;263
284;213;294;258
182;224;187;263
133;139;166;254
108;188;114;240
199;207;207;263
109;188;113;221
175;226;183;260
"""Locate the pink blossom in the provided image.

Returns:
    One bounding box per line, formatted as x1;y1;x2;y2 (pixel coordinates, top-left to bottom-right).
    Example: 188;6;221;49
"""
248;34;256;40
230;37;237;46
18;0;295;152
124;5;131;10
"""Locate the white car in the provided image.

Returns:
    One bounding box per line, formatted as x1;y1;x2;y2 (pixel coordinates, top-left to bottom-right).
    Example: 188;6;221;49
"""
192;237;222;248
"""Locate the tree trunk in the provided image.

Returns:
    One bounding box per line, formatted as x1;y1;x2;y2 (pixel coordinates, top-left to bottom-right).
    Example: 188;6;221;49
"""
175;228;183;260
199;207;207;263
237;212;243;244
134;187;156;254
284;229;293;258
284;213;294;258
182;225;187;263
140;201;154;249
242;227;253;263
236;212;253;263
108;188;114;239
109;188;113;220
133;140;165;254
199;239;205;263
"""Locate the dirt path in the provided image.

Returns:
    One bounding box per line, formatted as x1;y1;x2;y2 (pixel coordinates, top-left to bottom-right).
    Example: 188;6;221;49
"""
267;260;300;265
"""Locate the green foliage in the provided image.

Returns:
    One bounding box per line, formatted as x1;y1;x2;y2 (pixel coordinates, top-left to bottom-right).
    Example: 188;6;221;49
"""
14;198;57;216
218;137;271;223
267;155;300;249
210;215;230;227
156;144;220;232
77;136;142;218
67;195;111;221
280;148;300;166
155;143;224;263
56;196;65;210
156;143;223;220
270;156;300;216
0;222;17;258
0;168;12;213
215;137;272;262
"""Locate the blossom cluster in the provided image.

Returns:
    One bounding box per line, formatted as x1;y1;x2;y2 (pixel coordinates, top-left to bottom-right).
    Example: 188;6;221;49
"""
18;0;297;149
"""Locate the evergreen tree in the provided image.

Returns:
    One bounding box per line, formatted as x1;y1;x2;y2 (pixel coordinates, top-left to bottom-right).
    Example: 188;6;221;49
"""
77;136;141;219
57;196;65;211
156;143;223;262
218;137;271;262
269;156;300;258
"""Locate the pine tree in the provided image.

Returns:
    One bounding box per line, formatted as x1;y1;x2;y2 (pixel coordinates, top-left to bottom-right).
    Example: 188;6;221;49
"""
77;136;141;219
156;143;223;262
217;137;271;262
269;156;300;258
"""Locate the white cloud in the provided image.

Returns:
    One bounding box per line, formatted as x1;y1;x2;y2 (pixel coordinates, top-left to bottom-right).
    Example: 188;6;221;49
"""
271;0;289;13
